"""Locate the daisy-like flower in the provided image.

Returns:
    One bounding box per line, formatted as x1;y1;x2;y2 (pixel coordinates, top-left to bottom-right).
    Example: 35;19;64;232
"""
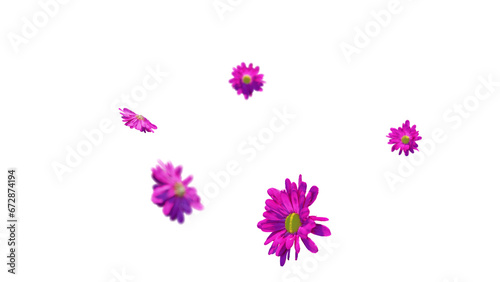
229;62;265;99
151;161;203;223
257;175;331;266
119;108;157;133
387;120;422;156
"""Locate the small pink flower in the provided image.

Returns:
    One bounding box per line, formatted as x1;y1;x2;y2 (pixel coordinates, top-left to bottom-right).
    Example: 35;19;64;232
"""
151;161;203;223
387;120;422;156
119;108;157;133
257;175;331;266
229;62;265;99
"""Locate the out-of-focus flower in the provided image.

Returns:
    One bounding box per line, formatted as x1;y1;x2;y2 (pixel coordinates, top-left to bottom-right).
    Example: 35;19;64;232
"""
151;161;203;223
229;62;265;99
119;108;157;133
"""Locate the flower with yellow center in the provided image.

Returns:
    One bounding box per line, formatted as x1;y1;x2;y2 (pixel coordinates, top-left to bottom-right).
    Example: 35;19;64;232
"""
119;108;157;133
386;120;422;156
229;62;265;100
257;175;332;266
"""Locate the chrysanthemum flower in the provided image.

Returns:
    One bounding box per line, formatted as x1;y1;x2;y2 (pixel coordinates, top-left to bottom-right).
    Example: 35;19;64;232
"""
151;160;203;223
257;175;331;266
229;62;265;99
387;120;422;156
119;108;157;133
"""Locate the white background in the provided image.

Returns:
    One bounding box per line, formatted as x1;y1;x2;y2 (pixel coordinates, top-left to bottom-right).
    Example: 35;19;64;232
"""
1;1;500;281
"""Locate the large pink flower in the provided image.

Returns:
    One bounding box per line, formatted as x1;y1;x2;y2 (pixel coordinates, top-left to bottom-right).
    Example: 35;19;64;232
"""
257;175;331;266
387;120;422;156
229;62;265;99
151;161;203;223
119;108;157;133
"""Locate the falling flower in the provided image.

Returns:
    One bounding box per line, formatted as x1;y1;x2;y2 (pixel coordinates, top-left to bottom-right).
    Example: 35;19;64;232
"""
229;62;265;99
151;160;203;223
119;108;157;133
387;120;422;156
257;175;331;266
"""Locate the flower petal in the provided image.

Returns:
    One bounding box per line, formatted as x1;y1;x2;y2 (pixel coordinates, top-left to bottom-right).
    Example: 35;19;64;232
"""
305;186;319;207
294;235;300;260
285;235;294;249
285;178;292;194
276;239;287;257
177;211;185;224
179;198;192;215
301;237;319;253
267;188;281;202
162;199;174;217
310;216;329;221
265;199;287;216
291;187;299;212
280;191;293;213
280;253;287;266
264;229;286;245
264;211;284;221
151;185;169;205
182;175;193;186
258;220;285;232
311;224;331;236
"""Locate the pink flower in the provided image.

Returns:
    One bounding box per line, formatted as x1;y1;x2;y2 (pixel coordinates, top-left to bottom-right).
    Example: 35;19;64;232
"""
257;175;331;266
119;108;157;133
387;120;422;156
229;62;265;99
151;161;203;223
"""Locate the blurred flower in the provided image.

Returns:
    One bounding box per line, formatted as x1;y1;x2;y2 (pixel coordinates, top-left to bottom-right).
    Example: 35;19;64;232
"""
151;161;203;223
229;62;265;99
257;175;331;266
119;108;157;133
387;120;422;156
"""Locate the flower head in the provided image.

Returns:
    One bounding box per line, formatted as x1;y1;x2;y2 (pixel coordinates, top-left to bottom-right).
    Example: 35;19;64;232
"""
151;161;203;223
387;120;422;156
119;108;157;133
257;175;331;266
229;62;265;99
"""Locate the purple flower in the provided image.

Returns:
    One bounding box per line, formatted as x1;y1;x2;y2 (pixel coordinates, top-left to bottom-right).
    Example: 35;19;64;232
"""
229;62;265;99
119;108;157;133
257;175;331;266
151;161;203;223
387;120;422;156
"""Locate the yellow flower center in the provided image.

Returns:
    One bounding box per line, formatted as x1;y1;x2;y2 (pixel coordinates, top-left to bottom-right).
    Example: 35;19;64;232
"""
401;135;410;144
242;75;252;84
174;182;186;197
136;115;144;120
285;213;301;234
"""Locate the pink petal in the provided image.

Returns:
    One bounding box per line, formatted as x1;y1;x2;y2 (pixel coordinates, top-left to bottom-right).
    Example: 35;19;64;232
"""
311;224;331;236
301;237;318;253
